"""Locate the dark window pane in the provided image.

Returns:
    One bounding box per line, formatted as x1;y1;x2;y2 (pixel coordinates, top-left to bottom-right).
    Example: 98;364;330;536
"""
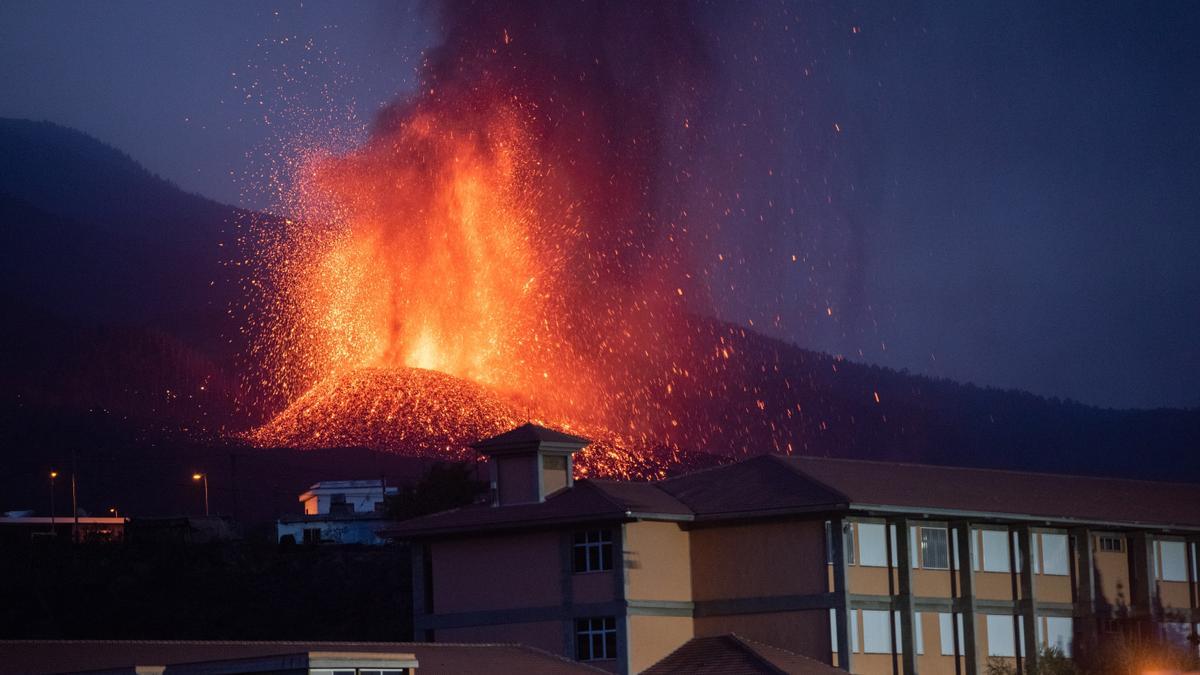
921;528;949;569
605;631;617;658
600;542;613;570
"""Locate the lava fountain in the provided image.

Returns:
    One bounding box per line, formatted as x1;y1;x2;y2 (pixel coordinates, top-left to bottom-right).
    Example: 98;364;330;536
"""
246;2;758;477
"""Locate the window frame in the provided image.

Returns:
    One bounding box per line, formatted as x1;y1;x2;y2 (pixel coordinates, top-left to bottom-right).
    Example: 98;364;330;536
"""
981;529;1011;573
920;527;951;570
572;529;614;573
574;616;617;661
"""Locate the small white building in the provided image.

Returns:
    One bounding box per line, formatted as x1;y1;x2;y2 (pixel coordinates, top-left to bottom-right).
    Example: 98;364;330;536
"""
276;479;398;545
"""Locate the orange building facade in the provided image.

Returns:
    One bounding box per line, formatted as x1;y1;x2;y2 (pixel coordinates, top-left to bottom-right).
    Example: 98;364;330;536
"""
388;425;1200;675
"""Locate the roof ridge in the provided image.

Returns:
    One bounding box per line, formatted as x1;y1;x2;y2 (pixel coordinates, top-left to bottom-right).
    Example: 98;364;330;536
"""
761;454;853;503
656;452;767;485
787;454;1200;488
574;479;631;512
586;478;696;511
723;634;789;675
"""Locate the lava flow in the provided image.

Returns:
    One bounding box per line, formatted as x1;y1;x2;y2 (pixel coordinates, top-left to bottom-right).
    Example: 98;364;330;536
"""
246;2;754;478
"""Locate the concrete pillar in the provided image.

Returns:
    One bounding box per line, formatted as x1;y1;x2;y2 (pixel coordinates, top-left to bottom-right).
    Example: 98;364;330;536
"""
615;524;630;675
954;522;979;675
1127;531;1156;620
1187;538;1198;650
1015;526;1038;672
894;518;918;675
1069;528;1097;650
831;516;854;671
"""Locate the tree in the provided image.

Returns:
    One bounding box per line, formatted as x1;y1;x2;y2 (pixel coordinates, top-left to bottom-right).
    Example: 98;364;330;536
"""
385;462;487;521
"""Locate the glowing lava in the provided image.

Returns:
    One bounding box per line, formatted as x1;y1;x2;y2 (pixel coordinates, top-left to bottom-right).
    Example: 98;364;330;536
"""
244;3;760;477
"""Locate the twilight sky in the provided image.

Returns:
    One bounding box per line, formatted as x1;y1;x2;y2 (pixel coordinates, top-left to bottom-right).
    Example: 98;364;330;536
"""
1;1;1197;410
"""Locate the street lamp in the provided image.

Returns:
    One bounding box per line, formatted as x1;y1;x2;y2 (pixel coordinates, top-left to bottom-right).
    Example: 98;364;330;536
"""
49;470;58;532
108;507;119;518
192;473;209;516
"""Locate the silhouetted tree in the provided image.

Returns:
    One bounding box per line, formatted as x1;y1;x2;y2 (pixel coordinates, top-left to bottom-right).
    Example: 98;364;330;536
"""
385;462;487;521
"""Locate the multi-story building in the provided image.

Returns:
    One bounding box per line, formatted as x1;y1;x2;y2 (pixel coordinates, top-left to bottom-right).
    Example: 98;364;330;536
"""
386;424;1200;675
277;479;399;545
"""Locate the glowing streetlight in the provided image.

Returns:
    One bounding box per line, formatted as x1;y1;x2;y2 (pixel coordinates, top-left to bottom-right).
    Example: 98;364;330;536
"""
192;472;209;516
108;507;119;518
48;470;58;532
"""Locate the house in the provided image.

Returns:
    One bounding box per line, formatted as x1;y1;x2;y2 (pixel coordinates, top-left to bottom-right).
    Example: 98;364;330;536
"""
0;515;126;543
277;479;399;545
385;423;1200;675
0;640;607;675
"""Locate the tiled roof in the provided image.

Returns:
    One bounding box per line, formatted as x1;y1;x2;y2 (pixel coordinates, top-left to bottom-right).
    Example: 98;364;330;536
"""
471;423;591;452
382;480;670;537
386;453;1200;539
642;634;845;675
0;640;607;675
586;479;693;517
657;455;847;516
784;455;1200;528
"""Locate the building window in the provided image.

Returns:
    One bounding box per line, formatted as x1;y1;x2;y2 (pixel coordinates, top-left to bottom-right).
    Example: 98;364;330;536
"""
858;523;888;567
1043;617;1073;657
985;614;1025;657
302;528;322;545
573;529;613;573
981;530;1011;572
1097;535;1124;553
861;610;924;654
829;608;860;653
1159;540;1188;582
1040;533;1070;576
575;617;617;661
938;613;965;656
921;528;950;569
825;521;855;565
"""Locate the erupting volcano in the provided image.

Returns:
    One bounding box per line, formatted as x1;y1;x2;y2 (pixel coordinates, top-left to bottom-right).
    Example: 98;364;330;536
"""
245;2;753;477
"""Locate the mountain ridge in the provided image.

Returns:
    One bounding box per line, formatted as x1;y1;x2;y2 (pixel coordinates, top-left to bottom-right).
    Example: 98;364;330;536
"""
0;117;1195;520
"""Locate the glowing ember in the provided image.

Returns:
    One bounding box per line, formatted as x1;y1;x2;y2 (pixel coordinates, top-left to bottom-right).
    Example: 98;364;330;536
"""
244;3;767;477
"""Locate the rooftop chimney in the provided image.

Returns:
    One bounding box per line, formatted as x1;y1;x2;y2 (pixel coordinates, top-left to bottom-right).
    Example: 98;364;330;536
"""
472;423;590;506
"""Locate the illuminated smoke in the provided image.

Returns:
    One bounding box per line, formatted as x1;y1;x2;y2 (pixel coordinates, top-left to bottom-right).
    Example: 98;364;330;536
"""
246;1;790;476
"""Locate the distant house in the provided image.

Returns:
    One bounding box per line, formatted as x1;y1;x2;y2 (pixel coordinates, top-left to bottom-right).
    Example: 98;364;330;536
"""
0;515;126;543
277;479;398;545
386;423;1200;675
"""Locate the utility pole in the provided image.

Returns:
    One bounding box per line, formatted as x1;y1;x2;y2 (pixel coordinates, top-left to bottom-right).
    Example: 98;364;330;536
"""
71;450;79;543
49;470;58;534
229;452;239;520
193;473;210;516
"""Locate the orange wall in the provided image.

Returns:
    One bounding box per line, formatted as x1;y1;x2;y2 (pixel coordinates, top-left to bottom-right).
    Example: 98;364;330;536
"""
1158;581;1192;612
1094;549;1130;607
431;531;561;613
628;614;693;674
625;521;693;602
691;519;827;601
695;609;831;660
